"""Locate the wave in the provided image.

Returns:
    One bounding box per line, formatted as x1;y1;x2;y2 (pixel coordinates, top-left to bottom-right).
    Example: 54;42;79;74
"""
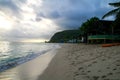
0;42;61;72
0;49;52;72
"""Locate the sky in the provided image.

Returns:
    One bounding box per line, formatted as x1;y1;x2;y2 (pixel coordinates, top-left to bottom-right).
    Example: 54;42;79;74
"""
0;0;117;42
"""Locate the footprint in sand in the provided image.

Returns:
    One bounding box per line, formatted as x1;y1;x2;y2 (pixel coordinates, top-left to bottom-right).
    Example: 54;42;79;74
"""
116;60;120;62
74;72;79;76
88;64;92;67
81;55;84;56
113;68;117;71
71;61;75;65
80;70;87;75
98;70;101;72
108;56;111;59
82;70;85;73
92;76;99;80
116;64;120;67
102;59;106;61
78;67;83;70
85;76;90;78
106;67;110;69
92;61;97;64
101;75;107;78
104;79;110;80
87;70;91;73
107;72;113;76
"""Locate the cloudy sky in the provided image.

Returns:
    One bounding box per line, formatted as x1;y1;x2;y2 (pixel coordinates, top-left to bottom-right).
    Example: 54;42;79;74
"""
0;0;117;42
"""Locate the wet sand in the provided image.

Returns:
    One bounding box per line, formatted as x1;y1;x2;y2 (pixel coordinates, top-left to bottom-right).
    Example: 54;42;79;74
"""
0;49;57;80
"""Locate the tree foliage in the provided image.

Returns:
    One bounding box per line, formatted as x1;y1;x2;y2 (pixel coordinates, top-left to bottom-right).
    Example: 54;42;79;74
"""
79;17;99;34
102;2;120;20
102;1;120;34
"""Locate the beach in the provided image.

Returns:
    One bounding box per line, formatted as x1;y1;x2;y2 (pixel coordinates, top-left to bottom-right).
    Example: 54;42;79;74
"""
1;44;120;80
0;49;58;80
38;44;120;80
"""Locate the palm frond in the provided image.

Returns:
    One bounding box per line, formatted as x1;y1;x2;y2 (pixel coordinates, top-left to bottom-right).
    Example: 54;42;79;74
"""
116;11;120;19
102;8;120;19
109;2;120;7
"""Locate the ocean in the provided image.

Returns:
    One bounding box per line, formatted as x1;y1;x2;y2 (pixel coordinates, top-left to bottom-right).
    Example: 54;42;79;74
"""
0;41;60;72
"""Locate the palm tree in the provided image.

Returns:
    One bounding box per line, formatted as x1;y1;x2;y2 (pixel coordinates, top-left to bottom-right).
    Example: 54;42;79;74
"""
102;2;120;42
102;2;120;20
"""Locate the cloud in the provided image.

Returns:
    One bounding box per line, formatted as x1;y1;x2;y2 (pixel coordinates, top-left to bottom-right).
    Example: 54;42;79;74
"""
36;0;115;29
35;17;42;22
0;0;25;19
0;0;19;12
0;0;116;41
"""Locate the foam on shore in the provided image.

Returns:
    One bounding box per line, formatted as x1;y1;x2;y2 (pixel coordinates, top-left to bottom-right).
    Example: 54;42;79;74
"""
0;49;58;80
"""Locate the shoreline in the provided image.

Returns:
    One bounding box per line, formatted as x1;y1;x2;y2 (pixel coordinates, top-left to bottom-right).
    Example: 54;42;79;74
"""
0;49;58;80
37;44;74;80
38;44;120;80
0;44;120;80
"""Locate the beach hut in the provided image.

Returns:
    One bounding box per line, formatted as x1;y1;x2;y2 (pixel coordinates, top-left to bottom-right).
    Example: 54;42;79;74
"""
86;20;120;43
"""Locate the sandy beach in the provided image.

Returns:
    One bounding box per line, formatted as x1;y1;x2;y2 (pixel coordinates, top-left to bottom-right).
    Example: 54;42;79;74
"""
1;44;120;80
38;44;120;80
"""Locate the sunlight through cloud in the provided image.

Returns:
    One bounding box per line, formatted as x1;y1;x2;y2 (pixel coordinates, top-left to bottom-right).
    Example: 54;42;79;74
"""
0;0;116;42
0;12;13;30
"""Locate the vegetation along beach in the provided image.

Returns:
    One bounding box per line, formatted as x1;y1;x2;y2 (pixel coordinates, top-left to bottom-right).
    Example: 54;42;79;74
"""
0;0;120;80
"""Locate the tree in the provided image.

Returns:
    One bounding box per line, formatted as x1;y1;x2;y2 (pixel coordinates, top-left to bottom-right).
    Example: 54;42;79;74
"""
80;17;99;34
79;17;99;43
102;2;120;35
102;2;120;20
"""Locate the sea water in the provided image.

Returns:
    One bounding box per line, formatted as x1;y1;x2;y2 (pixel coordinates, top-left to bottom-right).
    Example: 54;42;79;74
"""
0;41;60;72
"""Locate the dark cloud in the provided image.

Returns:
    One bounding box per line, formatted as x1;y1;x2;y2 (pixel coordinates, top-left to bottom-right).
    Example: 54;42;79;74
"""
0;0;26;20
47;11;61;19
35;17;42;22
0;0;23;13
37;11;60;19
0;0;117;41
0;0;18;10
36;0;115;29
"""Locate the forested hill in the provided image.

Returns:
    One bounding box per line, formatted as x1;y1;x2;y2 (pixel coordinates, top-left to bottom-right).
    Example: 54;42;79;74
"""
49;30;81;43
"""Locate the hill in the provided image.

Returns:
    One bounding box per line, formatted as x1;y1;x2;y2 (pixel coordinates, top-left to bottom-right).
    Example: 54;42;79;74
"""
49;30;81;43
